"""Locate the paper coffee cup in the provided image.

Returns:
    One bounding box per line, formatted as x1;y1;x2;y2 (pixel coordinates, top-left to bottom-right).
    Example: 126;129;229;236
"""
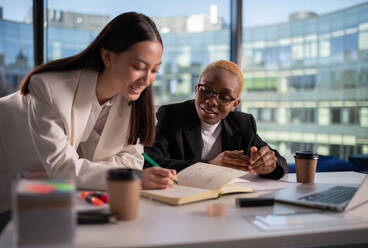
106;169;141;220
294;151;319;183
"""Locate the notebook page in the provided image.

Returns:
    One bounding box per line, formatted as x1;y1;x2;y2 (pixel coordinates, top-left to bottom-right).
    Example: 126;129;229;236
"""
142;184;212;198
177;162;247;190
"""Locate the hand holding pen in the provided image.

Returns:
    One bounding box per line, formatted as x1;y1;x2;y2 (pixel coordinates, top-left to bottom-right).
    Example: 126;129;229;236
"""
141;153;178;189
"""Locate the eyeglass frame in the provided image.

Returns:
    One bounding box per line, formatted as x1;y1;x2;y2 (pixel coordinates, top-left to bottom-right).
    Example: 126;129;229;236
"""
195;84;237;106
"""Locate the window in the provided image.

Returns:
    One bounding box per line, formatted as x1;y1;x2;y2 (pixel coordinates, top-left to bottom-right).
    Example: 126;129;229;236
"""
242;0;368;162
290;108;316;124
358;31;368;60
0;0;34;96
46;0;230;105
331;108;342;124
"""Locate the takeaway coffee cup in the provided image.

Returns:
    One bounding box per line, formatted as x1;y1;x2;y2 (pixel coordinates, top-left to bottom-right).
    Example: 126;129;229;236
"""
294;151;319;183
106;168;142;220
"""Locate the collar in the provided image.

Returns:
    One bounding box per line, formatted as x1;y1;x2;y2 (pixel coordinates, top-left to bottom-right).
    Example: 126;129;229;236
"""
201;120;221;134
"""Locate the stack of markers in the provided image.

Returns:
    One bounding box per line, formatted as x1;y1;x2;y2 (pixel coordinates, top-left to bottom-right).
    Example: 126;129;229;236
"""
81;191;109;206
13;179;75;248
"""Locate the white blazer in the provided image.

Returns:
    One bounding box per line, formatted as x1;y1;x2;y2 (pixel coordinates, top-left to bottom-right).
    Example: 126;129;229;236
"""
0;69;143;212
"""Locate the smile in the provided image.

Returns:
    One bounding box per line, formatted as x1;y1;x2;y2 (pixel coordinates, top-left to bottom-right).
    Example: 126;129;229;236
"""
200;105;217;116
129;85;143;94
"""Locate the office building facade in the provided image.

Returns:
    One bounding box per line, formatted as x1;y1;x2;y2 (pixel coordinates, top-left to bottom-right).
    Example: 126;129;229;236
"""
241;3;368;161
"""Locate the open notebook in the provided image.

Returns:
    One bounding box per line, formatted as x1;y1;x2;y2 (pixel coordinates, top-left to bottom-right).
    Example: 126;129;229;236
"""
141;162;252;205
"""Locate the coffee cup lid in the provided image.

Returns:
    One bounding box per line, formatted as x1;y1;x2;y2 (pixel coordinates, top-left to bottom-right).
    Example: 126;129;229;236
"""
294;151;319;160
107;168;142;181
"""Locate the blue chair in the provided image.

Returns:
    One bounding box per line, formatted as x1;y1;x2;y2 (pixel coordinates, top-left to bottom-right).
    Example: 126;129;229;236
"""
288;155;360;173
349;154;368;173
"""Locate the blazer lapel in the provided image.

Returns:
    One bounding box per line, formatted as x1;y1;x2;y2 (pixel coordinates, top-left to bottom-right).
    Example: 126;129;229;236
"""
182;102;202;159
71;69;98;148
183;122;202;159
93;96;130;161
221;116;242;151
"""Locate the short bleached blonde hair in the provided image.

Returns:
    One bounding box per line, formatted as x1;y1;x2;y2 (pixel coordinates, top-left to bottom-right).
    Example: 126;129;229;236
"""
198;60;244;90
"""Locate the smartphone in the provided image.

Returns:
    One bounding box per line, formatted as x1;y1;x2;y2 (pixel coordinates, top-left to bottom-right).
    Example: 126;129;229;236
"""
78;211;112;224
235;197;274;207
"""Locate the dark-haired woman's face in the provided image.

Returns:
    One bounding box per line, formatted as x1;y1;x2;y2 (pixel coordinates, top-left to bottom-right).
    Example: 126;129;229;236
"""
99;40;162;102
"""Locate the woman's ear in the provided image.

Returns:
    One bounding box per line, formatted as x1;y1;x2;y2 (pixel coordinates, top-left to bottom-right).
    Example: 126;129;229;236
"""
100;48;112;67
232;99;241;111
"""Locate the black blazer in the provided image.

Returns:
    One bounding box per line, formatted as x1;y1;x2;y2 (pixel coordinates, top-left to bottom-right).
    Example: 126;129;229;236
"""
144;100;288;179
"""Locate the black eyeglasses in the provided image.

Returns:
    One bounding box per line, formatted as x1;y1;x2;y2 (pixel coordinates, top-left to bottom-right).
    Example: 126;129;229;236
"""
196;84;236;106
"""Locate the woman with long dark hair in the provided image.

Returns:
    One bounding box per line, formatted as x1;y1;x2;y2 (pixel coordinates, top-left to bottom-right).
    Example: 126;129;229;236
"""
0;12;176;224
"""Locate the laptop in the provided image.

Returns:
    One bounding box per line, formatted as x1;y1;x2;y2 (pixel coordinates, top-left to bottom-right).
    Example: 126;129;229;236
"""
273;175;368;212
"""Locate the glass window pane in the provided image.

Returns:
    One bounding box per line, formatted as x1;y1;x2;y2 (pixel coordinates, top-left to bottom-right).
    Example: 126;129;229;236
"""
0;0;34;96
242;0;368;162
46;0;230;105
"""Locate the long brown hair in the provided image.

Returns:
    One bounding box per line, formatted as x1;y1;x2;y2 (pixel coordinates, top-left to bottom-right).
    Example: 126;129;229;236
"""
19;12;162;146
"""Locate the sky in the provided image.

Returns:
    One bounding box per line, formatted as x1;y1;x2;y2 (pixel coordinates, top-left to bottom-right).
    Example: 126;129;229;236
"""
0;0;367;27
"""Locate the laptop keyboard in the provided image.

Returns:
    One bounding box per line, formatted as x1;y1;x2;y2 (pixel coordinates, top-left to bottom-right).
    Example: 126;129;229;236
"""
299;186;357;205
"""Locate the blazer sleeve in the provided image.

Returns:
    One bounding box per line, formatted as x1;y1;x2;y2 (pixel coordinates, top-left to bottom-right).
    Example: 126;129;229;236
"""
248;115;288;179
144;106;202;172
27;74;143;191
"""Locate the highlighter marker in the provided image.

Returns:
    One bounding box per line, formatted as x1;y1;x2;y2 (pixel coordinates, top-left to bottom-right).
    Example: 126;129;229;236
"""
81;192;104;206
81;191;93;199
91;192;109;203
81;191;109;203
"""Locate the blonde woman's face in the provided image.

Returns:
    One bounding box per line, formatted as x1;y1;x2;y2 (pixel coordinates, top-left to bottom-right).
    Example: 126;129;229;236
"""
195;67;241;125
101;40;162;101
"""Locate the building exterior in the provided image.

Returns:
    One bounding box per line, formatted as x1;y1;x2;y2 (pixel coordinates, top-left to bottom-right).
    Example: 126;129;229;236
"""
241;3;368;161
0;3;367;162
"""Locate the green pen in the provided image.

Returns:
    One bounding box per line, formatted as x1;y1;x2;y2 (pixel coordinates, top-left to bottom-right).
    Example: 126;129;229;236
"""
142;153;178;185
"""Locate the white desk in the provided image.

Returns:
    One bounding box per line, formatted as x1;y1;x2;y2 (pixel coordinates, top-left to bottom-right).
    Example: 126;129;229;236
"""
1;172;367;248
75;172;368;248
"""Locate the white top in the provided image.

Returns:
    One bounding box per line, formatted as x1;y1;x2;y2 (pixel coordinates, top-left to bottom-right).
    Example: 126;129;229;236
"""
201;121;222;161
79;94;114;160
